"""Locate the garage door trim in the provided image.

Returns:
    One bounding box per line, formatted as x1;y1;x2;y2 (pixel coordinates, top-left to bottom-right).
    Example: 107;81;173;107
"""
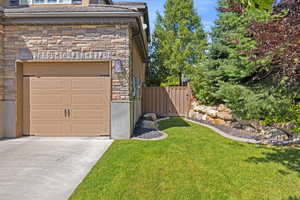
17;61;112;137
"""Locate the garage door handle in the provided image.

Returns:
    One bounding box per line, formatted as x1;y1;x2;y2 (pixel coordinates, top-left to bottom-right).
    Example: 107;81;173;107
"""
68;109;71;118
64;109;67;118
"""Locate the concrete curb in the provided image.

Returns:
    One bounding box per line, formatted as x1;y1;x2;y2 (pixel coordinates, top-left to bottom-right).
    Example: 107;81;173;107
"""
185;118;261;144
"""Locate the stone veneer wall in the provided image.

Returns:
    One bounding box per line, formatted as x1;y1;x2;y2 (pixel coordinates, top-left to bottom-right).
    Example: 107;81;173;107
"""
0;24;4;101
3;24;131;101
0;24;4;138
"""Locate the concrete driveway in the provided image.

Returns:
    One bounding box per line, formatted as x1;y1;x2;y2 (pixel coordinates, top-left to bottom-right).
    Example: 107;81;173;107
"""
0;137;113;200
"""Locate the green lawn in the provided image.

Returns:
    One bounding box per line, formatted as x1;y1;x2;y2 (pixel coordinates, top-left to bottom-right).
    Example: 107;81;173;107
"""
70;118;300;200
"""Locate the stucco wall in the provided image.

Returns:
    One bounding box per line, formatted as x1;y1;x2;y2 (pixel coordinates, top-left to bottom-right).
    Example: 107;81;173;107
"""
132;40;145;125
111;101;132;139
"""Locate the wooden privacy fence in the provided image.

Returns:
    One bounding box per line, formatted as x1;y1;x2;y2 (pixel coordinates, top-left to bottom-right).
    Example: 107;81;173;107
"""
142;86;192;117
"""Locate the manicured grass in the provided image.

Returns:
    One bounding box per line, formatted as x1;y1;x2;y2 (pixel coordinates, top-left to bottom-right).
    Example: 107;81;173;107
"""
70;118;300;200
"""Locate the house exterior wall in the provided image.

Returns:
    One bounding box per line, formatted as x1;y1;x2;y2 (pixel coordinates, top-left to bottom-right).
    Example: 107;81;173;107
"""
0;0;9;7
132;39;145;125
0;24;4;139
0;102;3;139
0;24;4;101
3;24;130;101
1;23;133;138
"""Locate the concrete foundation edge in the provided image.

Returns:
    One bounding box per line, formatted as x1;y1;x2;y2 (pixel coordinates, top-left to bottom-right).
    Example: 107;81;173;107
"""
0;101;16;139
111;101;133;140
4;101;16;138
0;102;3;139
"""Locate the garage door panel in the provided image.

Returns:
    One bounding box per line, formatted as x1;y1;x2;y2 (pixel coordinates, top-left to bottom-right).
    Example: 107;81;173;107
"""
71;94;109;105
31;79;66;90
70;105;109;110
71;109;108;120
31;105;66;110
30;121;64;136
71;78;109;90
69;90;108;94
30;95;66;105
31;110;64;120
28;75;111;137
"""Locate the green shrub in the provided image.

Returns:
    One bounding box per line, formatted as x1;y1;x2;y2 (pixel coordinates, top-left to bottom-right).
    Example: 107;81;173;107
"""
214;82;292;120
291;103;300;133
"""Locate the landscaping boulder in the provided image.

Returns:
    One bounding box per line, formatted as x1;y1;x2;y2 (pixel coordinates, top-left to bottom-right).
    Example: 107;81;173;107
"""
217;112;234;121
141;120;158;130
212;119;227;126
231;122;244;129
269;128;289;140
143;113;157;121
217;104;231;113
272;122;296;134
193;105;208;113
206;109;218;118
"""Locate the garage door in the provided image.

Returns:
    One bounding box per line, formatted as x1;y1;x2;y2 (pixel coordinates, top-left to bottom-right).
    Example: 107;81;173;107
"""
28;77;111;136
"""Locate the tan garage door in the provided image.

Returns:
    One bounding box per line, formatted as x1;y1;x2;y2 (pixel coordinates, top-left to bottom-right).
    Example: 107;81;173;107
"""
29;77;111;136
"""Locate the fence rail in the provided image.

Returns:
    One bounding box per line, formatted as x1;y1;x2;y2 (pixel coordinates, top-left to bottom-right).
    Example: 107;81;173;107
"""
142;86;192;117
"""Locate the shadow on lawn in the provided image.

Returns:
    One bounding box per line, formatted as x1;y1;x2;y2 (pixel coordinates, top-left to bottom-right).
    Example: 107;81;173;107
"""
246;147;300;176
288;196;300;200
159;117;190;131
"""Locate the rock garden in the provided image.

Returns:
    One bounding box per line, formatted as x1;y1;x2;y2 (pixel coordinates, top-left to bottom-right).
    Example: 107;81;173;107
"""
188;101;300;145
133;113;168;141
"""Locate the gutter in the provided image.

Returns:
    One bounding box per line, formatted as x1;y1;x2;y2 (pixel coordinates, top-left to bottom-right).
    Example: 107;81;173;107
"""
3;11;143;18
134;16;148;62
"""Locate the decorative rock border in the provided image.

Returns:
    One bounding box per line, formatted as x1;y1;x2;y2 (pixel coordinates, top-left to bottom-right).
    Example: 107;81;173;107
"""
186;118;300;146
132;132;168;141
185;118;261;144
132;117;169;141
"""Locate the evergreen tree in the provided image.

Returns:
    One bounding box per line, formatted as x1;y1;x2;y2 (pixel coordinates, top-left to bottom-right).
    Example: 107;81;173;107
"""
236;0;274;10
146;13;170;86
149;0;206;86
193;0;299;126
193;0;269;104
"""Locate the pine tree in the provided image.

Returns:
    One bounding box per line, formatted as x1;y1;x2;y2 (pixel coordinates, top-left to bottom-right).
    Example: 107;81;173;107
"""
194;0;298;122
146;13;169;86
149;0;206;86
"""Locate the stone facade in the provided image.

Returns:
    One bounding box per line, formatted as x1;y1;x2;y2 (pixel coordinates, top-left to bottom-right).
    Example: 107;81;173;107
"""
0;24;4;101
2;24;131;101
0;24;3;138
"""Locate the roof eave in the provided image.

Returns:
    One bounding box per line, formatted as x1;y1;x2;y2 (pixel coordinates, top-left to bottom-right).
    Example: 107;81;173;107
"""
3;11;142;18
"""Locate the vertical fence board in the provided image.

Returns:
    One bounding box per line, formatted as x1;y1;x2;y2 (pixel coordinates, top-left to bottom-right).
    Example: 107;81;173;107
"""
142;86;191;117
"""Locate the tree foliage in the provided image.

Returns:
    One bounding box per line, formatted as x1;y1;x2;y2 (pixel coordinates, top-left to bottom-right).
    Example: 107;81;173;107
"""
148;0;206;86
192;0;299;128
247;0;300;88
148;0;299;131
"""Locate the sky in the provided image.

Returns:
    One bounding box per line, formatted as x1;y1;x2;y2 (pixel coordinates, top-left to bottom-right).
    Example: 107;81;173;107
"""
117;0;219;33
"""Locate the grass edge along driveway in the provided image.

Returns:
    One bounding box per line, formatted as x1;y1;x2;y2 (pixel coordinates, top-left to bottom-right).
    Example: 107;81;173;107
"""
70;117;300;200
